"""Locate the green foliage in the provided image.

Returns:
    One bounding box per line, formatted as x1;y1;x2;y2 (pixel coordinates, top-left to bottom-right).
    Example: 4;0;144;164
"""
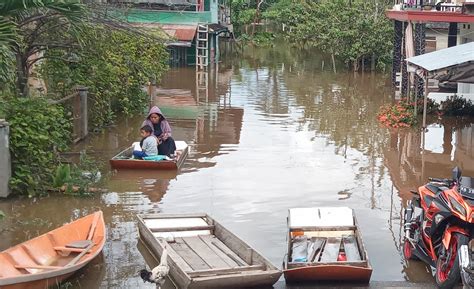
266;0;393;70
53;163;72;188
0;46;15;90
239;32;275;46
52;153;101;197
66;151;101;197
40;25;168;129
0;0;87;95
440;95;474;116
231;0;278;34
0;210;5;219
58;282;73;289
2;97;71;196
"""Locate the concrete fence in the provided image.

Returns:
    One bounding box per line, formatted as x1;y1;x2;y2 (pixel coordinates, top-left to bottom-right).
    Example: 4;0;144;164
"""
0;120;11;198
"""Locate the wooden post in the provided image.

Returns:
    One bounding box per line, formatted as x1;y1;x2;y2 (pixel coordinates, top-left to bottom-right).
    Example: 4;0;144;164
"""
0;120;11;198
422;73;428;130
77;86;88;141
413;72;417;117
149;76;157;108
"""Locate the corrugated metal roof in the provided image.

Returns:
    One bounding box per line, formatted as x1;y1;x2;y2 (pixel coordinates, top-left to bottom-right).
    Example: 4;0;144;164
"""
406;42;474;72
161;24;197;41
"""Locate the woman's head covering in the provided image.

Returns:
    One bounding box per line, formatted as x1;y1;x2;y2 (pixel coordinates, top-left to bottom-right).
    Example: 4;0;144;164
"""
147;106;166;120
142;106;172;138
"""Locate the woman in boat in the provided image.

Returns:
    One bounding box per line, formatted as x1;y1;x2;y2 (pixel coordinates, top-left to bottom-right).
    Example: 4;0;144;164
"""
142;106;176;156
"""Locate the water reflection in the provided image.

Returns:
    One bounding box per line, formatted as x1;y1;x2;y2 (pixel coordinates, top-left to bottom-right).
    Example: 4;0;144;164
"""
1;44;474;289
109;170;176;203
385;118;474;203
156;67;243;172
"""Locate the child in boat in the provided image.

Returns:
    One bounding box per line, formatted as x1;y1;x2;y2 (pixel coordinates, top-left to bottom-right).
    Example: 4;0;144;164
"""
133;125;158;159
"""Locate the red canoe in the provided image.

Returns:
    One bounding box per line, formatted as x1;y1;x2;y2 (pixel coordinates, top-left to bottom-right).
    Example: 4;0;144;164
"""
0;211;106;289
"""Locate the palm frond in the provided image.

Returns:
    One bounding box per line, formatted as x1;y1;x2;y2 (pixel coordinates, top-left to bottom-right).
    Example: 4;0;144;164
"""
0;44;16;89
1;0;85;17
0;16;16;45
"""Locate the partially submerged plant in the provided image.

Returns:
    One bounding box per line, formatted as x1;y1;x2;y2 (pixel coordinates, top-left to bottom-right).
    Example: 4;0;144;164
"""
52;151;102;197
377;98;440;128
377;101;416;128
440;95;474;116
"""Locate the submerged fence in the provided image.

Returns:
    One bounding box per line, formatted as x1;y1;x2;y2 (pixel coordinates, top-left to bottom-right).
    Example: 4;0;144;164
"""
49;86;89;143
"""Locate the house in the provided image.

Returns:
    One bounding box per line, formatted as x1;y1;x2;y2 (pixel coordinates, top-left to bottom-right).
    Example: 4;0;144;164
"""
109;0;232;68
385;0;474;97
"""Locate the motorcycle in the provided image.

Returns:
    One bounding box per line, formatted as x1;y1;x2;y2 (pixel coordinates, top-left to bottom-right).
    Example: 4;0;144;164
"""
459;242;474;288
403;167;474;289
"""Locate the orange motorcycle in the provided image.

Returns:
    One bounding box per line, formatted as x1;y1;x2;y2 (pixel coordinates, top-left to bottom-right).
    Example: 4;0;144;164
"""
403;167;474;289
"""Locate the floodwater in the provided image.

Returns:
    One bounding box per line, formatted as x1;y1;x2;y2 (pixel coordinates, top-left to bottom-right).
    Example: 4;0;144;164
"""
1;45;474;289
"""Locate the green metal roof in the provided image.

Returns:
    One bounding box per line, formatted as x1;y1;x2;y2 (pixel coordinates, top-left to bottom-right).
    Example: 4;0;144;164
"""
121;9;213;24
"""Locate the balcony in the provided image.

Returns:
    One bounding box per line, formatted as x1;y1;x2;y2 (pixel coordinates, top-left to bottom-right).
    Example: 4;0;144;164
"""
386;2;474;23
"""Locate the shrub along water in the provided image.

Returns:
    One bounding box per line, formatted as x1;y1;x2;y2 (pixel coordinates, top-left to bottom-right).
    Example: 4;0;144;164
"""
40;26;169;129
377;95;474;128
1;97;71;196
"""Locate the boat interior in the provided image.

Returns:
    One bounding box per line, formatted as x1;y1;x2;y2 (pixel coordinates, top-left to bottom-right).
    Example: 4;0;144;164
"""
0;212;104;279
141;215;271;277
287;207;368;266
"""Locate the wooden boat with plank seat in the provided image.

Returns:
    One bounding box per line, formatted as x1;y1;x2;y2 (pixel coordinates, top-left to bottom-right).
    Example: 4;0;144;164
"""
110;141;188;170
137;213;282;289
283;207;372;283
0;211;105;289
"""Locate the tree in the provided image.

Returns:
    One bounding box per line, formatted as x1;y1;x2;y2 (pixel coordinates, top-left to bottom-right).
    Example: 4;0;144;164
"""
265;0;393;71
40;25;169;128
0;0;86;96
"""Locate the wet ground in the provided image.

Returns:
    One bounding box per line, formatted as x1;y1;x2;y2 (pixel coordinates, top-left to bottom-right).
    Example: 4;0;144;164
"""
1;45;474;288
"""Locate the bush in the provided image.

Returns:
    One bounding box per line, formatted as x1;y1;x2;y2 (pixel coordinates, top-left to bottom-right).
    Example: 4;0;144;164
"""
377;98;440;128
40;26;169;129
2;97;71;196
52;152;101;197
440;95;474;116
377;101;416;128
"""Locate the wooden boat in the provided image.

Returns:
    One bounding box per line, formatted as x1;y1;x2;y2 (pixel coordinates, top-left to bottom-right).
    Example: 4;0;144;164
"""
0;211;106;289
137;213;282;289
283;207;372;283
109;140;188;170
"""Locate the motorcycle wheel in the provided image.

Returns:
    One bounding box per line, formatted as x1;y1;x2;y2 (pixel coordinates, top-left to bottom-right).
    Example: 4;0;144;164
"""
403;239;419;261
435;233;469;289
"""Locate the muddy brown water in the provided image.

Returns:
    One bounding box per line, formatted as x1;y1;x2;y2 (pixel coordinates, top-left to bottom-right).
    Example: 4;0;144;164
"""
1;45;474;288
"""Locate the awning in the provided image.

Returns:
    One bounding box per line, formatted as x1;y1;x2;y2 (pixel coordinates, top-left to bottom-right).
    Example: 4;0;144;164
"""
207;23;229;34
405;42;474;130
406;42;474;74
165;41;192;47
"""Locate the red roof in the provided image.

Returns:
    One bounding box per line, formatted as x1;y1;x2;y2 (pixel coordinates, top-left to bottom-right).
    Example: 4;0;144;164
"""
160;24;197;41
385;10;474;23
